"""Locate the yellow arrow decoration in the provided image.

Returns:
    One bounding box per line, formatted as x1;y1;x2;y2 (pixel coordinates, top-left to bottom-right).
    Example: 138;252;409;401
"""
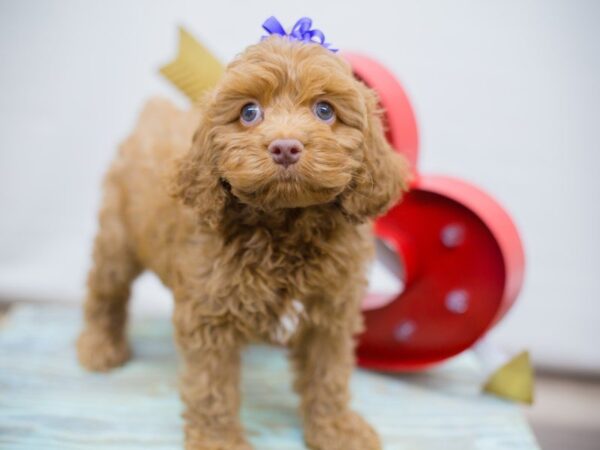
483;351;534;404
160;27;225;103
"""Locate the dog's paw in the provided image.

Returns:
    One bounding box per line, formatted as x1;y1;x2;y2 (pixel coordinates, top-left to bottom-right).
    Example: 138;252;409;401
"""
76;329;131;372
305;410;381;450
185;436;253;450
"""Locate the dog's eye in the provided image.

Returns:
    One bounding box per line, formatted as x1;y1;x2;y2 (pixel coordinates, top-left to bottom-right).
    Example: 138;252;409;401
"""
240;102;263;126
313;101;335;124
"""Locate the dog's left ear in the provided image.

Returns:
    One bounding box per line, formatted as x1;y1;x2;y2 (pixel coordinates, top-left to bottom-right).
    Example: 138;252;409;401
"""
339;84;410;223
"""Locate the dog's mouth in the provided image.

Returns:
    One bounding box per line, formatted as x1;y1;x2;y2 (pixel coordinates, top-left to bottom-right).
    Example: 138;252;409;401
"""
222;172;344;210
274;165;302;182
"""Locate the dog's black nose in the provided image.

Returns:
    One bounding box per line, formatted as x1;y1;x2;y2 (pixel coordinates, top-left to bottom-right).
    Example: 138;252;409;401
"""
268;139;303;167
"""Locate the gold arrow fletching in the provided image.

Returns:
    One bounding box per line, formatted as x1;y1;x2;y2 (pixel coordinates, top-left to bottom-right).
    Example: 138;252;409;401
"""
160;27;224;103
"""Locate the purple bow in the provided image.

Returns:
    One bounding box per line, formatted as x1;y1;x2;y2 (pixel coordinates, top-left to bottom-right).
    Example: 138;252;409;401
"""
262;16;337;52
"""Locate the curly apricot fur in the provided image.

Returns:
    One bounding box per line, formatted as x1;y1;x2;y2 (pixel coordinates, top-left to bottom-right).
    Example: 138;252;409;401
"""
78;37;408;450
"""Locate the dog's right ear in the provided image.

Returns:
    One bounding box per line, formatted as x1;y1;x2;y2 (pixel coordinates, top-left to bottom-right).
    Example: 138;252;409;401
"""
171;113;228;230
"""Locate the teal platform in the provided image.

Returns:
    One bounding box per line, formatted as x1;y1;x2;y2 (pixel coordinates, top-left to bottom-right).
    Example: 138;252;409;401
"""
0;305;539;449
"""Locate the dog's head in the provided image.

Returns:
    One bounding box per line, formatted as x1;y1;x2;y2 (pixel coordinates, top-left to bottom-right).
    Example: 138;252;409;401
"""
173;37;408;228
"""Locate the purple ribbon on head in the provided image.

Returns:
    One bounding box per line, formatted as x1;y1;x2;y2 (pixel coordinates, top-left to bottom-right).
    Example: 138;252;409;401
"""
262;16;337;52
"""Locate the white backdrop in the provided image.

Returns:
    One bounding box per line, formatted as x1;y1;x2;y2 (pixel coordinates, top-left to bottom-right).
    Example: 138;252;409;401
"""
1;0;599;373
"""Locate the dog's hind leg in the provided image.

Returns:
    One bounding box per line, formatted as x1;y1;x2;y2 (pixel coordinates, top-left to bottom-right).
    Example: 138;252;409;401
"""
77;176;142;372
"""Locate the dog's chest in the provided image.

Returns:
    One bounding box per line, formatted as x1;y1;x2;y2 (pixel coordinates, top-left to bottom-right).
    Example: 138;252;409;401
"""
226;231;334;341
237;231;328;294
212;213;369;343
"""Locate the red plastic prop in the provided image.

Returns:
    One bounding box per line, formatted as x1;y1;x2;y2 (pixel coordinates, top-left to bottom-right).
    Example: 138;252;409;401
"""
343;53;525;371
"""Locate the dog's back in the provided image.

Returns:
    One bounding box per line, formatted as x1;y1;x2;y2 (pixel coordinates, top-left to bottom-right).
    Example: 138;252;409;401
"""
101;98;201;283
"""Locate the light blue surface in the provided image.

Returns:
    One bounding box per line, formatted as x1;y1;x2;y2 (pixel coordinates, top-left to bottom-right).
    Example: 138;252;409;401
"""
0;305;539;449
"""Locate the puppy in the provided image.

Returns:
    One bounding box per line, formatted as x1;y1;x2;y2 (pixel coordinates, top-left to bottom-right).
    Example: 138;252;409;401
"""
77;35;408;450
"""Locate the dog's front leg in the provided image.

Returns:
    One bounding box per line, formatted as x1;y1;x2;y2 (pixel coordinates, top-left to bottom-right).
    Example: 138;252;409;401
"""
174;301;252;450
290;321;381;450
